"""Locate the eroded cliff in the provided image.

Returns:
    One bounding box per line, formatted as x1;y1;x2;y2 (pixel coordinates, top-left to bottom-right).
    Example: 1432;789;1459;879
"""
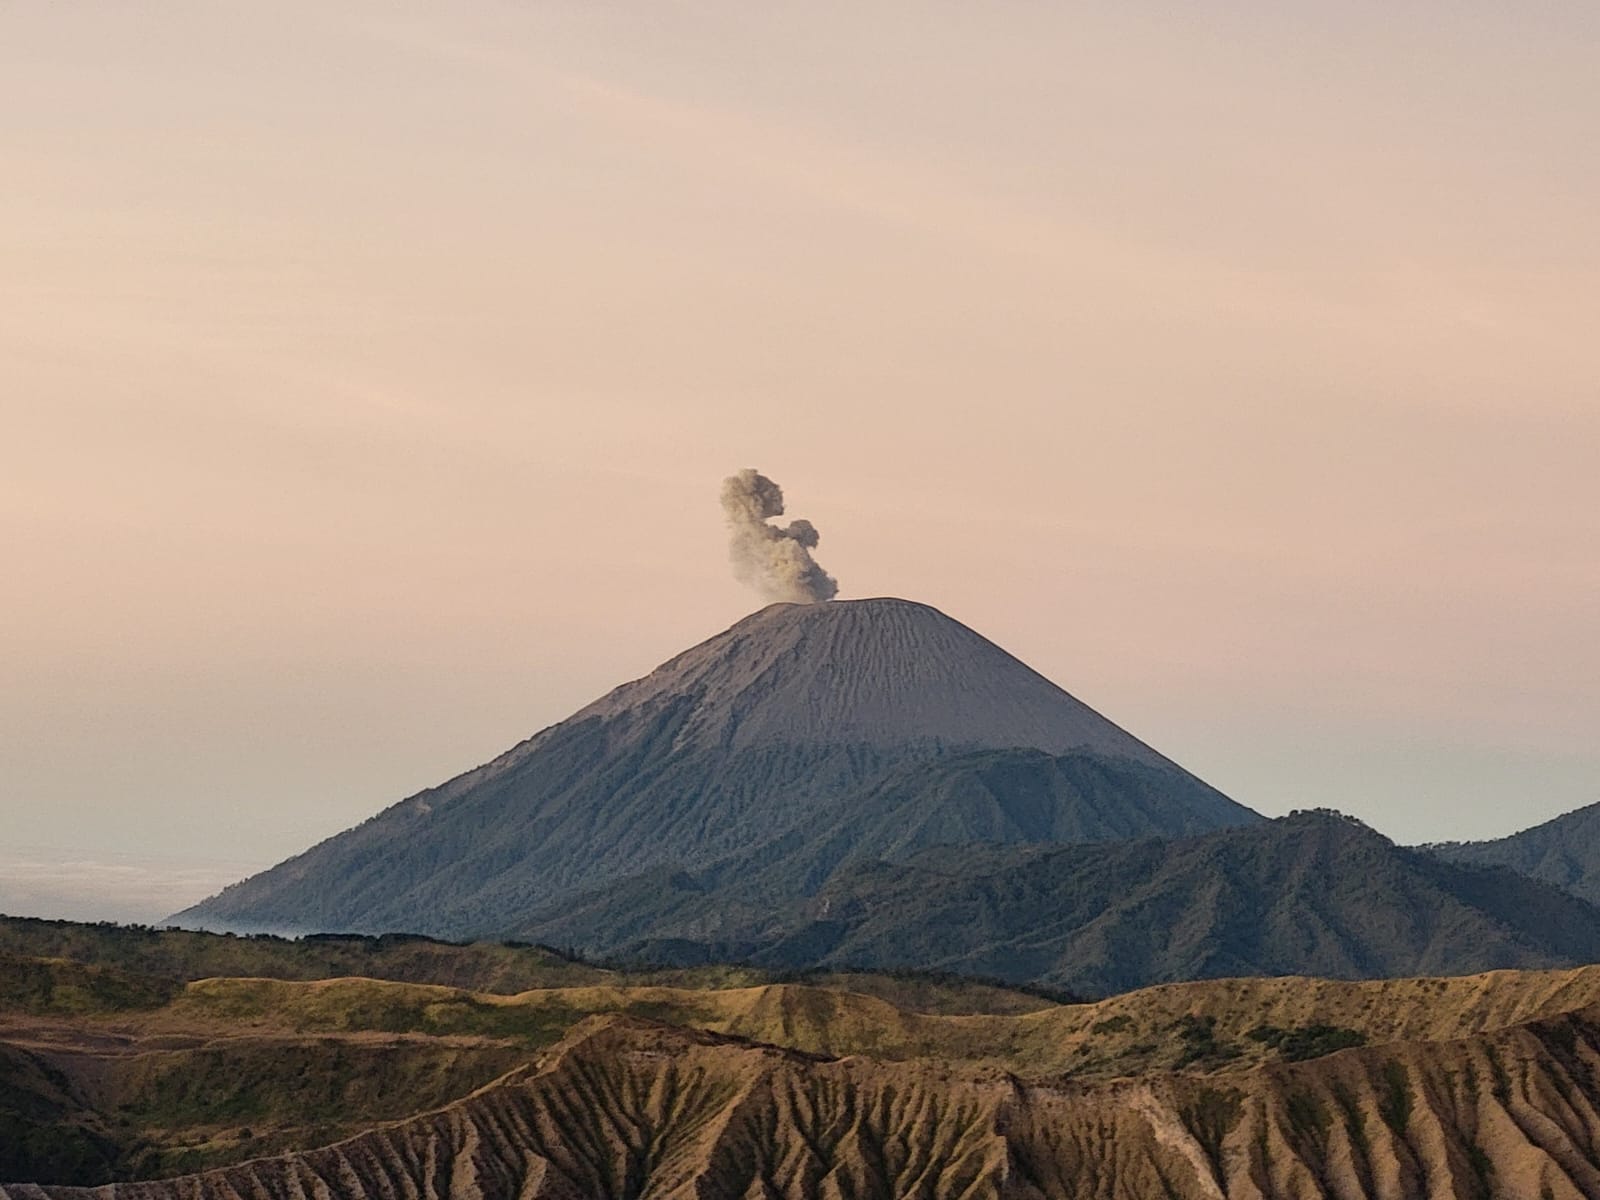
11;1005;1600;1200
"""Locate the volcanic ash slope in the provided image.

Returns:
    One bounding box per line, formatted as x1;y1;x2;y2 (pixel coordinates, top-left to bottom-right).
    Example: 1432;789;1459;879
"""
174;598;1253;938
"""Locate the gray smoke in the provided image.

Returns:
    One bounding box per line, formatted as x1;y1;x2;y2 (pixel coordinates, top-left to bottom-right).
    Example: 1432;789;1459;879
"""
721;469;839;604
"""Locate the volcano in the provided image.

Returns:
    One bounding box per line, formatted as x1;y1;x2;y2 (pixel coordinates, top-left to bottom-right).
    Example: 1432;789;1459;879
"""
174;599;1257;938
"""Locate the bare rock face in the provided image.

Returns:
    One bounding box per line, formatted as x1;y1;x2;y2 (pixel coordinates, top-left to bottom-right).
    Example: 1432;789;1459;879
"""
11;1010;1600;1200
574;599;1176;760
173;599;1250;940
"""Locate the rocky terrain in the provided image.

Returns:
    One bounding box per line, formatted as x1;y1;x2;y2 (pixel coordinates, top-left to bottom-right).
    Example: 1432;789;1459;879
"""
12;993;1600;1199
13;920;1600;1196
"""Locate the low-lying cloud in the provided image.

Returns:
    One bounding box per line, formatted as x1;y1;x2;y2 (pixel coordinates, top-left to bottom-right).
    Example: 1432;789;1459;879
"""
0;849;262;926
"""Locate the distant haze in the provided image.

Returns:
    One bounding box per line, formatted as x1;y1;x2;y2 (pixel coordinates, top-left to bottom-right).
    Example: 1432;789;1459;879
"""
1;3;1596;921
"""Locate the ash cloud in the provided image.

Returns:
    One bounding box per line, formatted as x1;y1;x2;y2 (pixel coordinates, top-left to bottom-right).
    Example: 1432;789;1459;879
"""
721;469;839;604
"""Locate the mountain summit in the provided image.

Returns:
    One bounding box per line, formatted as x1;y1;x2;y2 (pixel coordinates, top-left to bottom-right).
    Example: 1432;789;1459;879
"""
575;599;1180;763
175;599;1254;938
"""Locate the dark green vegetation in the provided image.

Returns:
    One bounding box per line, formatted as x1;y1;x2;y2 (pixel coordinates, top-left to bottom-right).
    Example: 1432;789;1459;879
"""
0;954;179;1016
1164;1015;1364;1072
1248;1022;1368;1061
0;917;608;993
539;810;1600;994
1379;1061;1413;1135
0;1044;123;1186
173;599;1256;939
0;916;1075;1013
1429;800;1600;905
1175;1014;1240;1067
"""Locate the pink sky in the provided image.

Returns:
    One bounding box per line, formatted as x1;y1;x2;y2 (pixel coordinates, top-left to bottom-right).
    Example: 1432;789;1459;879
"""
2;3;1596;921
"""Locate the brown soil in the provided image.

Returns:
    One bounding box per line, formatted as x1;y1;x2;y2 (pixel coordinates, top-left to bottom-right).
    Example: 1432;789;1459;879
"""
10;1005;1600;1199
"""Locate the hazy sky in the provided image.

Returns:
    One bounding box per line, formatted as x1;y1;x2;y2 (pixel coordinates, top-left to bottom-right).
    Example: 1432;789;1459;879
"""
3;3;1597;923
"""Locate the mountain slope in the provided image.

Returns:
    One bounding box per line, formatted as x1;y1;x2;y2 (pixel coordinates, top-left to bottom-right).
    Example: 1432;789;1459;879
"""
796;745;1254;855
513;746;1255;952
591;811;1600;994
1430;800;1600;904
174;599;1249;937
16;1009;1600;1200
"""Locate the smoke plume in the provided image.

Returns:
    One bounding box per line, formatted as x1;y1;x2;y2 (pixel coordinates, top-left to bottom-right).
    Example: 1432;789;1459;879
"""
721;469;839;604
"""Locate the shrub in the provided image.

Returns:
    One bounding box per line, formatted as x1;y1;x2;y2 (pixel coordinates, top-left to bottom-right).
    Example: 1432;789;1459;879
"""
1247;1023;1366;1062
